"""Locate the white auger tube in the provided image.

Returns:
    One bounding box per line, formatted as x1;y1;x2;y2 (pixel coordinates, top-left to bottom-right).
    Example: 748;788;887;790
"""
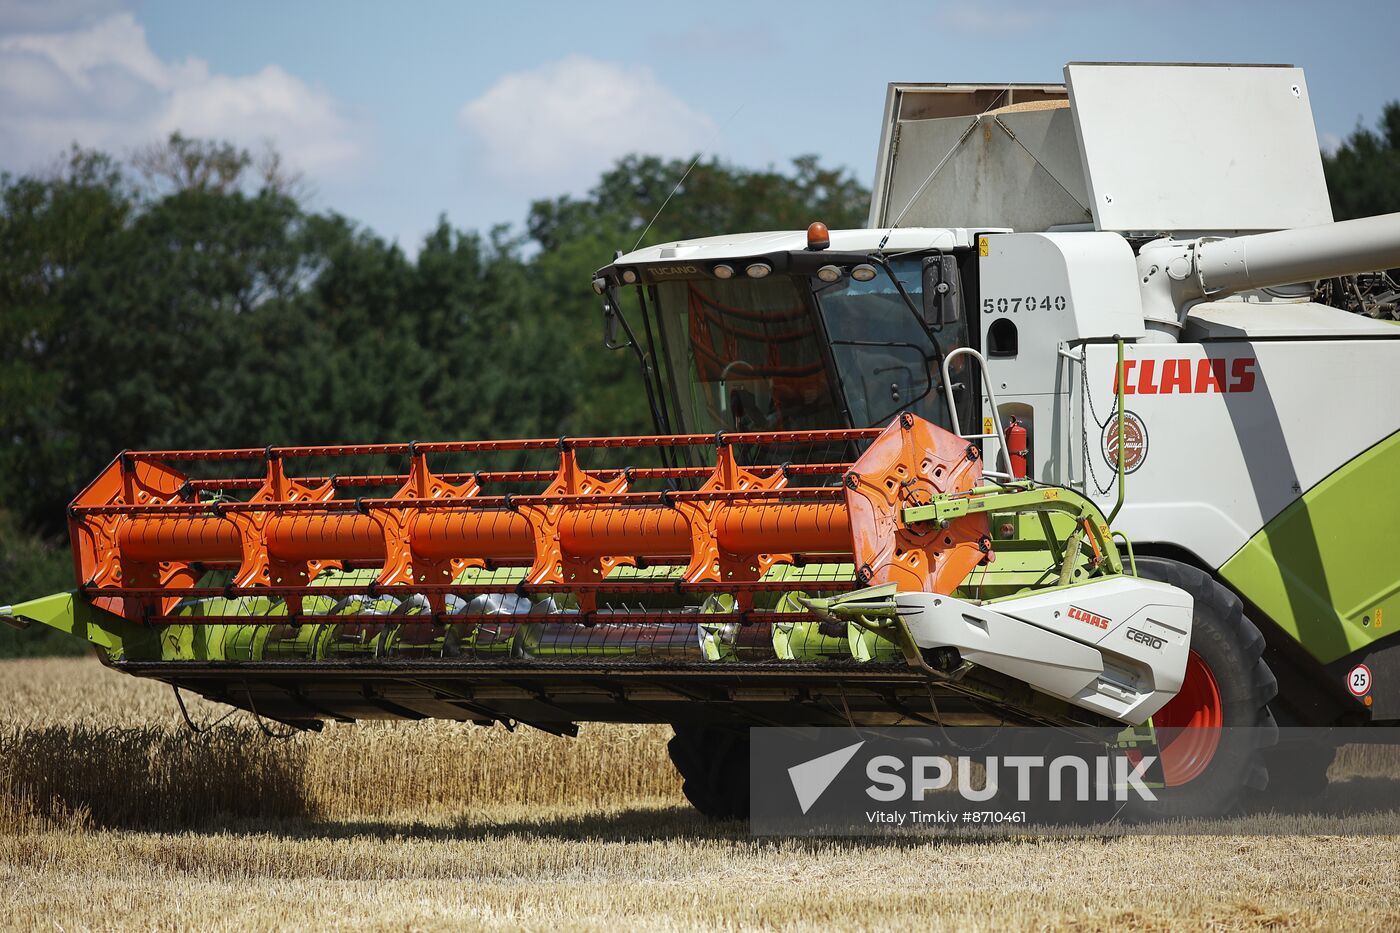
1137;211;1400;337
1196;212;1400;295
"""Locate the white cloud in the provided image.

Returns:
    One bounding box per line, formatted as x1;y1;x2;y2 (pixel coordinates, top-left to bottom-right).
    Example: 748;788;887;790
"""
3;12;172;89
0;12;360;177
158;65;359;172
459;56;716;191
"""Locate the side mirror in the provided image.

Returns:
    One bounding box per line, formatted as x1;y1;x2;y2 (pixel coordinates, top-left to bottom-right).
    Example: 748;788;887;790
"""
921;255;961;328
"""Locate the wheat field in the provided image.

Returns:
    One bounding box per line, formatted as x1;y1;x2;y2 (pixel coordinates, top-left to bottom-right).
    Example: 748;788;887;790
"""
3;657;1400;931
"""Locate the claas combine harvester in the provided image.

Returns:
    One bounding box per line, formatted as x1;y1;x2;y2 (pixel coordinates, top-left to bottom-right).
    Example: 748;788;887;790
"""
7;63;1400;818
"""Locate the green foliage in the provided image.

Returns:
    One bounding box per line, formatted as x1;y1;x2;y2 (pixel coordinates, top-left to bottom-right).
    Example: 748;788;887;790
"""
1323;103;1400;220
0;138;869;656
0;510;84;657
131;132;305;201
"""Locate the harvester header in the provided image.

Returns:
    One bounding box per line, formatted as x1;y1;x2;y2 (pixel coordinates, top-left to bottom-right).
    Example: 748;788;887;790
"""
13;406;1175;738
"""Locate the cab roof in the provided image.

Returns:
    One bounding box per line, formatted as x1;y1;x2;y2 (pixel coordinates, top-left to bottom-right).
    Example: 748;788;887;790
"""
605;227;985;271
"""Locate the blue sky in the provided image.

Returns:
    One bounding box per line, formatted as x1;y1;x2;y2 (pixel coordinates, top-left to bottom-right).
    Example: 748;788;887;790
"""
1;0;1396;250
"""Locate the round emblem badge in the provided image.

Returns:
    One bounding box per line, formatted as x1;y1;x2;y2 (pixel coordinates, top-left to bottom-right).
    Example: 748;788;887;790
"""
1102;410;1149;474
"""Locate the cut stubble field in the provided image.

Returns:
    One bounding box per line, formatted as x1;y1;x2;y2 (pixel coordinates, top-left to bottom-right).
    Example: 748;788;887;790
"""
2;657;1399;931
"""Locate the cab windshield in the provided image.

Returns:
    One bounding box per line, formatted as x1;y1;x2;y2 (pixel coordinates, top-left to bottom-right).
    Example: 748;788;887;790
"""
652;275;838;433
649;257;969;434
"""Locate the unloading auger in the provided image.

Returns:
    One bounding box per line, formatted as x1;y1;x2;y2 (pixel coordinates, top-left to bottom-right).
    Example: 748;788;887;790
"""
7;412;1192;735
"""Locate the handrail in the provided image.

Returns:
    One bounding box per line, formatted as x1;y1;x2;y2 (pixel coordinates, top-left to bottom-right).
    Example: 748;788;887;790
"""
940;346;1012;479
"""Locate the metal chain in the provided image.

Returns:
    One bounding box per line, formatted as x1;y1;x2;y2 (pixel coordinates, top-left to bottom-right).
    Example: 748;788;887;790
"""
1078;350;1119;496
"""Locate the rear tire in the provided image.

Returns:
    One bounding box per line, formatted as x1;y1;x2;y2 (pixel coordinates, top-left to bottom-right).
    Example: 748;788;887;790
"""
1134;557;1278;818
668;725;751;820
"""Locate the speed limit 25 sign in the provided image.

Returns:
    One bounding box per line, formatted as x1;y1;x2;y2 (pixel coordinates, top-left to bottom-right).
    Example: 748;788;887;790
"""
1347;664;1372;698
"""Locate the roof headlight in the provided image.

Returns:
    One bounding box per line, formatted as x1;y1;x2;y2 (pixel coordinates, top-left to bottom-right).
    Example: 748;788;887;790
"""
851;263;877;282
621;269;638;284
745;262;772;279
816;265;842;283
713;263;735;280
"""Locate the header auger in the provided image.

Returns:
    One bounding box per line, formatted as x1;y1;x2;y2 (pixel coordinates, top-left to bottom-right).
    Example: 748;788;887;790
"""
69;414;988;626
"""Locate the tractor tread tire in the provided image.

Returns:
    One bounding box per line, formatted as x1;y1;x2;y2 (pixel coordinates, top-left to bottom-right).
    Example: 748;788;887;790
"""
668;725;751;821
1135;557;1278;817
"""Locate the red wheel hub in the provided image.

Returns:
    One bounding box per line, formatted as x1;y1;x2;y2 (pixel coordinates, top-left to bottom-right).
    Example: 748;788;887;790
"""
1153;649;1223;785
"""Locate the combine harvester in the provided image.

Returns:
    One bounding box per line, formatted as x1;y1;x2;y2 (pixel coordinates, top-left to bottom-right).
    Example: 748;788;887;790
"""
6;63;1400;819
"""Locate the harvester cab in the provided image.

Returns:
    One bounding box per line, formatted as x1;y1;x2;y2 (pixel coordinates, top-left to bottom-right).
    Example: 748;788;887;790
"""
8;62;1400;819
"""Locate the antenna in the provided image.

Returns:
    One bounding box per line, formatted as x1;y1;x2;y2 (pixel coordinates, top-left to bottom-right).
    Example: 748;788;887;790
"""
631;153;703;252
631;103;746;253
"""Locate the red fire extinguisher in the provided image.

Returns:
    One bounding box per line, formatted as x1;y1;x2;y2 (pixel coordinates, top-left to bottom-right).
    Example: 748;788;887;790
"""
1006;416;1030;479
